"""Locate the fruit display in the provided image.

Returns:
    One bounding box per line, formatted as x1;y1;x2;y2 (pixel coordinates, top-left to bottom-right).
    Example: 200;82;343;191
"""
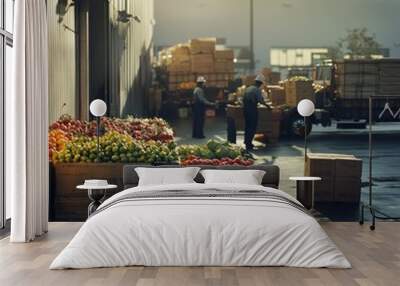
177;139;253;166
177;82;196;90
52;131;178;164
49;115;176;163
286;76;310;82
49;116;253;166
49;115;174;143
181;155;253;166
48;129;69;160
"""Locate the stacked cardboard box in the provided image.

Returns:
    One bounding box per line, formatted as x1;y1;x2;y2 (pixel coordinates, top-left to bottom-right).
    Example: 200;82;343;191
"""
159;38;235;90
189;38;216;54
284;80;315;107
305;153;362;203
214;49;235;73
267;85;286;106
191;54;215;73
166;44;191;73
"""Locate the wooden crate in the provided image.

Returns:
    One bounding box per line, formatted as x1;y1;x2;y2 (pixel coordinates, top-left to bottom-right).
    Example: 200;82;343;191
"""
305;153;362;203
226;105;282;142
267;85;285;106
284;80;314;107
50;163;125;221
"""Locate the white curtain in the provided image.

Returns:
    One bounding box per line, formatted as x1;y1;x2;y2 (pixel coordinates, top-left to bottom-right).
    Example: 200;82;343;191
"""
7;0;49;242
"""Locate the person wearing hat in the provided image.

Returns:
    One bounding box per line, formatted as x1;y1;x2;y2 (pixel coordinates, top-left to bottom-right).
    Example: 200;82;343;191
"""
242;74;267;150
192;76;215;139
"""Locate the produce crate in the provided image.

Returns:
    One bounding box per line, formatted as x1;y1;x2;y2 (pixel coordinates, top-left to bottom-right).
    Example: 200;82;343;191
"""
226;105;282;143
50;163;125;221
284;80;314;107
267;85;285;106
304;153;362;203
189;37;216;54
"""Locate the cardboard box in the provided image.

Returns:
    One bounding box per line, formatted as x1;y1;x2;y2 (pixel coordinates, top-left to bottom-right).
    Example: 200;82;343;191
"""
215;49;234;60
226;105;281;142
215;61;235;73
284;80;314;107
305;153;362;203
191;54;215;73
167;62;191;73
190;38;216;54
171;44;190;56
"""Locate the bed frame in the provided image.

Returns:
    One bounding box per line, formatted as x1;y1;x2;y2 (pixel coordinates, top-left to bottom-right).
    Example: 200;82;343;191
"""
123;164;280;189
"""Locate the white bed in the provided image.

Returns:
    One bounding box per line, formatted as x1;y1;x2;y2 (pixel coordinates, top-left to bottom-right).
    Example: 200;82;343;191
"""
50;183;351;269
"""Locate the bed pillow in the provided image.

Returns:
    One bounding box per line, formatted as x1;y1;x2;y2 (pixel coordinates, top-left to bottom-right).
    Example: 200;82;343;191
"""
135;167;201;186
200;169;266;185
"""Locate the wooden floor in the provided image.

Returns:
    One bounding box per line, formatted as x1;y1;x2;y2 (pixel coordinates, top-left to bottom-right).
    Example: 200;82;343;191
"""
0;222;399;286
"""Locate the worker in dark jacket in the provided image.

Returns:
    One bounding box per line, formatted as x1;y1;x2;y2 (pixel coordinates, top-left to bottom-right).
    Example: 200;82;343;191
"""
243;74;267;150
192;76;215;139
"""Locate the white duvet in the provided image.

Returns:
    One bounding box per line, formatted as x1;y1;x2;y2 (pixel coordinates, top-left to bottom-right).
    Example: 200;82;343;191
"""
50;183;351;269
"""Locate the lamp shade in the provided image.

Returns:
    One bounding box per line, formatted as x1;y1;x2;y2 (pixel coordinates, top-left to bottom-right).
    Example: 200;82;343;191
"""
297;99;315;117
90;99;107;117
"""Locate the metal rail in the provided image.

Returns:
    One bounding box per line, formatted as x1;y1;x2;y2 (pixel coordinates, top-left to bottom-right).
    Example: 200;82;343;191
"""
359;95;400;230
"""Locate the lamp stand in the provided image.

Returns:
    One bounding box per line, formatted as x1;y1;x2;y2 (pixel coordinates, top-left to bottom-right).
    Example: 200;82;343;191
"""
304;116;307;162
96;116;100;161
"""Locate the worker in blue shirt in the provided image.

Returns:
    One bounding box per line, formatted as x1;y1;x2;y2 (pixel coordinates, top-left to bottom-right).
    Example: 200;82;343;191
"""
192;76;216;139
243;74;267;150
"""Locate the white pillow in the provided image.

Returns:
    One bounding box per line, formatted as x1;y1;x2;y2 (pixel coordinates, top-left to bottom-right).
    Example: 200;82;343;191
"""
200;169;266;185
135;167;200;186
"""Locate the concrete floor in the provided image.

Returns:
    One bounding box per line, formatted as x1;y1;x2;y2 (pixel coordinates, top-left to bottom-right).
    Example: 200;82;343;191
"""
171;116;400;221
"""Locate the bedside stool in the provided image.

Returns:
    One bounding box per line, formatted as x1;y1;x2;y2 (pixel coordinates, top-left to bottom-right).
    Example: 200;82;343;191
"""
290;176;321;213
77;184;117;217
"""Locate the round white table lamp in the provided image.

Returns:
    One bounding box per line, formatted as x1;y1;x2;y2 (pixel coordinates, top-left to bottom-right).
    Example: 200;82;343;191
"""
297;99;315;117
90;99;107;117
